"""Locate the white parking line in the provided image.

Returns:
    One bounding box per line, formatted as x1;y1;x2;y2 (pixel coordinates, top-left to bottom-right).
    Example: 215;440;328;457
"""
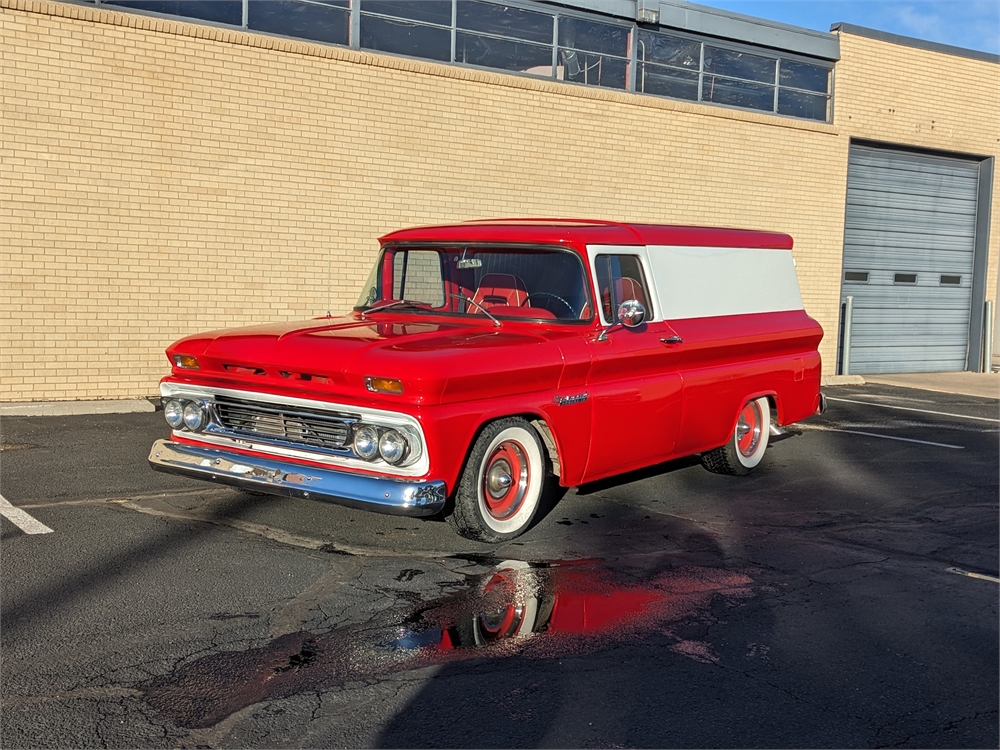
801;425;964;449
0;495;54;535
827;397;1000;424
947;567;1000;584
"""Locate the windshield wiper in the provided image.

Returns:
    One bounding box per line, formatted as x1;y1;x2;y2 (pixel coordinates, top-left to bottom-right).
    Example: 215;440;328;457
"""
449;293;501;327
361;300;433;320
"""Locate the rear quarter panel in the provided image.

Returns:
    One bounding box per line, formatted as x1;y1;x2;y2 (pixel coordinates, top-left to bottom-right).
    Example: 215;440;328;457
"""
669;310;823;456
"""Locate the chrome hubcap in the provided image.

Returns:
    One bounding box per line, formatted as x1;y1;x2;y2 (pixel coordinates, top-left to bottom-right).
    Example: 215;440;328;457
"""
486;460;513;498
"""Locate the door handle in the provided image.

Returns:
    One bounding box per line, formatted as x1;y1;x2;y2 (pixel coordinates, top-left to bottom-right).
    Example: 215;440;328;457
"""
660;336;683;345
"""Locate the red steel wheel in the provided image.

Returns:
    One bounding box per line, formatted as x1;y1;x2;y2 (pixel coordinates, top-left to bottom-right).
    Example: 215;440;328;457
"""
482;440;531;521
736;400;764;458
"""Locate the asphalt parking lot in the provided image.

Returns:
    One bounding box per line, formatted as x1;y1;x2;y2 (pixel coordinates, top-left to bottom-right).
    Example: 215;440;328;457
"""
1;383;997;748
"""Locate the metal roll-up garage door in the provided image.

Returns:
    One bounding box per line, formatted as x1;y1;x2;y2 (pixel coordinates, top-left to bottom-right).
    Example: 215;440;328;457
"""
841;144;981;374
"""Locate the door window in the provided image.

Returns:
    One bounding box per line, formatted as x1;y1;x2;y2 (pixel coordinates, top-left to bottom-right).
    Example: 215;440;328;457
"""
594;254;651;324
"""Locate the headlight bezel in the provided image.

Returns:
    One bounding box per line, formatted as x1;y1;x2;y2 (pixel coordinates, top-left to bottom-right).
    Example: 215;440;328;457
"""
351;423;419;467
378;428;408;465
163;399;186;429
162;397;213;432
352;424;380;460
182;401;210;432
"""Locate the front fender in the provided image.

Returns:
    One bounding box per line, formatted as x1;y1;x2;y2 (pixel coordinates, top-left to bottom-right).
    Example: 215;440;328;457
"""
418;394;592;494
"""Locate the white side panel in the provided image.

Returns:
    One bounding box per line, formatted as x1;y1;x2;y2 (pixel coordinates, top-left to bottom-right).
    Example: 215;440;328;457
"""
646;245;803;320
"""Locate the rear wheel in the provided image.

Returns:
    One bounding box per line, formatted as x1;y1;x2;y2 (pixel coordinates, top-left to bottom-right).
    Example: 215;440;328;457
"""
701;397;771;476
449;418;546;542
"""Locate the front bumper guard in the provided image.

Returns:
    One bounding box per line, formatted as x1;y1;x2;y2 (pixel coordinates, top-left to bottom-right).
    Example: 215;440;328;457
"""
149;439;447;517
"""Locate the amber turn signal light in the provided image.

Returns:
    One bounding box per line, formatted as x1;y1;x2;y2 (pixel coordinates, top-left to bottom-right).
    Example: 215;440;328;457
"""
172;354;200;370
365;376;403;394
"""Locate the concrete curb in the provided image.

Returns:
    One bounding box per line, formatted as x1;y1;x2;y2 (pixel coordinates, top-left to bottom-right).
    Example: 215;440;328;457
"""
821;375;866;386
1;399;156;417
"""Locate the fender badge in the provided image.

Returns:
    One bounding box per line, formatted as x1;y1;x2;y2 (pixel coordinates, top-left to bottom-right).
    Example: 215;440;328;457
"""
554;392;588;406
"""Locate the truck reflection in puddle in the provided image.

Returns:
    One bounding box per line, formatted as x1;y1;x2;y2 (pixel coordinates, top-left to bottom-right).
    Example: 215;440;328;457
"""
144;560;755;729
389;560;752;653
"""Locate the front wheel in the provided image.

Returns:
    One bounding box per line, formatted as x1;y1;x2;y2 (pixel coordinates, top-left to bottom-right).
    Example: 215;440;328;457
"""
701;397;771;476
448;418;546;542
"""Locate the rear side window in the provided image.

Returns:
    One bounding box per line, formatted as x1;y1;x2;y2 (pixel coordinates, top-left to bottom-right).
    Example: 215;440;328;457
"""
595;254;650;323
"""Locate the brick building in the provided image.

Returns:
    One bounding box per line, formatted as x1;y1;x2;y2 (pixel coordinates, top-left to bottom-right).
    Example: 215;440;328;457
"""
1;0;997;402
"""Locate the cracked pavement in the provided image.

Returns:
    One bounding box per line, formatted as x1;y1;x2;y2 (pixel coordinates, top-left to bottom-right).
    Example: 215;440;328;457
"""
1;383;997;748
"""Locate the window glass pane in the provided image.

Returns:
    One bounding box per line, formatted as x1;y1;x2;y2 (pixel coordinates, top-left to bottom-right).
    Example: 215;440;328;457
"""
560;50;627;89
457;32;553;74
392;250;445;306
595;255;649;322
636;30;699;70
704;46;775;83
361;15;451;61
362;247;590;321
249;0;349;45
703;76;774;111
103;0;242;25
779;60;829;93
940;275;962;286
467;250;590;320
777;89;828;121
362;0;452;26
844;271;869;283
558;18;629;57
457;1;553;44
637;64;698;100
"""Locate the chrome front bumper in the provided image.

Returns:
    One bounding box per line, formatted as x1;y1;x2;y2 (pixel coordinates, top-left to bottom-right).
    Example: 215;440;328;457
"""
148;439;447;516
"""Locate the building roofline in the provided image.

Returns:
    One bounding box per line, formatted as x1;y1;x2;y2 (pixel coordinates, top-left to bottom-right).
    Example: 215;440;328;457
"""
831;22;1000;64
544;0;840;60
657;1;839;60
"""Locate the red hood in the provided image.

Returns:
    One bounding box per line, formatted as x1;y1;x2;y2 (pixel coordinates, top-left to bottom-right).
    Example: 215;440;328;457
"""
165;314;574;405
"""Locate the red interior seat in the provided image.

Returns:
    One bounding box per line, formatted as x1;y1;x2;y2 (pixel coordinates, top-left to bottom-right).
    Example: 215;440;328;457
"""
615;277;647;308
472;273;528;310
602;277;647;319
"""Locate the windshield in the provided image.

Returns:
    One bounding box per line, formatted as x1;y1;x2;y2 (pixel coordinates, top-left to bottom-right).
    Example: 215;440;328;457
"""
355;246;593;322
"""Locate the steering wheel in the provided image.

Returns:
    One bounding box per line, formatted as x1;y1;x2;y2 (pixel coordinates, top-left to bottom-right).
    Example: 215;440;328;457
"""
522;292;575;318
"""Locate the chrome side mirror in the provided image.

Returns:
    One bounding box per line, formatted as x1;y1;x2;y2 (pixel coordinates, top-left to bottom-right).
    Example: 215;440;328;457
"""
618;299;646;328
597;299;646;341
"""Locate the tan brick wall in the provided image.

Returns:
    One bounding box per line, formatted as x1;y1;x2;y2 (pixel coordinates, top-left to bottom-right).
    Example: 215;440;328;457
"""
833;31;1000;364
1;2;995;402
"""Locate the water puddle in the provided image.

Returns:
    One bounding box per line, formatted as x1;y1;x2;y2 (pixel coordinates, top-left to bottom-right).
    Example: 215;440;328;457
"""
144;559;755;729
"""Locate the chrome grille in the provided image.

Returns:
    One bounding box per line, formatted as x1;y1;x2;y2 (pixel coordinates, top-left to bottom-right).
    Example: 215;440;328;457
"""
213;396;359;451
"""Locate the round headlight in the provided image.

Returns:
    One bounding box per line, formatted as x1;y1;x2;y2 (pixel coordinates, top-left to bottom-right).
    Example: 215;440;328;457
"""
182;401;208;432
353;425;379;460
378;429;408;465
164;399;185;429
